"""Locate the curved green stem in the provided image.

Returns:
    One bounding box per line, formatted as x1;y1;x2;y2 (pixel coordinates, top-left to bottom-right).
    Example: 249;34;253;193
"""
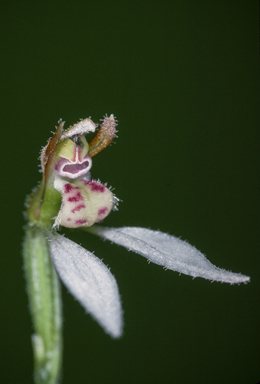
23;225;62;384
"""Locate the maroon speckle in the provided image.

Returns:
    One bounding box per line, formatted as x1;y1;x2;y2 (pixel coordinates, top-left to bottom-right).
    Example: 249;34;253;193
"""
67;192;83;202
75;219;87;225
67;218;72;221
64;183;75;193
71;204;86;213
98;207;108;216
85;181;105;192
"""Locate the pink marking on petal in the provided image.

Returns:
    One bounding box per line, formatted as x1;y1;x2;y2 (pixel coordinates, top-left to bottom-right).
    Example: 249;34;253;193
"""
75;219;88;225
84;180;105;192
98;207;108;216
67;192;83;202
67;218;72;221
71;204;86;213
64;183;75;193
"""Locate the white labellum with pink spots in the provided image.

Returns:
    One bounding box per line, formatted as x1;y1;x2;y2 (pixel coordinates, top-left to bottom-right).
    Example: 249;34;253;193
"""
54;178;114;228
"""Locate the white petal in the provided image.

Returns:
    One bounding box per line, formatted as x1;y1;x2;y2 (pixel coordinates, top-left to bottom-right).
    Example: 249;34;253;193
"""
47;232;123;338
89;226;250;284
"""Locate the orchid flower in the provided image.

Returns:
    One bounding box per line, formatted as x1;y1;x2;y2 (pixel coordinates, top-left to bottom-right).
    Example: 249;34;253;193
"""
23;115;250;384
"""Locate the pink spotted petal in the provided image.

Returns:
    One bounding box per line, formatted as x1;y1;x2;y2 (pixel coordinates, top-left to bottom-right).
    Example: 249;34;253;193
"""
54;178;114;228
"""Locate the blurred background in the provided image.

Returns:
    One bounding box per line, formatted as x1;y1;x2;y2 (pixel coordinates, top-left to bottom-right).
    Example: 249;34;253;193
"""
0;2;259;383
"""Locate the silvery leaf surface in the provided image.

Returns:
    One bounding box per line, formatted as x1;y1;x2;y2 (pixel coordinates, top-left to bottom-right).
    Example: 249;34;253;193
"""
89;226;250;284
48;232;123;338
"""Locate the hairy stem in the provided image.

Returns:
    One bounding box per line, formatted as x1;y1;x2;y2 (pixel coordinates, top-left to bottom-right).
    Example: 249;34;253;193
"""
23;225;62;384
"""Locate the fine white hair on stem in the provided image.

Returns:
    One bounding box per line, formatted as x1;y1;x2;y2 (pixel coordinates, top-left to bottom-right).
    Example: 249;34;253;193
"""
47;231;123;338
88;226;250;284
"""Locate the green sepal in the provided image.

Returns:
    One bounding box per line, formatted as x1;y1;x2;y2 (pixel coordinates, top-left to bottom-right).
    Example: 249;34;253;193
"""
23;225;62;384
27;176;62;229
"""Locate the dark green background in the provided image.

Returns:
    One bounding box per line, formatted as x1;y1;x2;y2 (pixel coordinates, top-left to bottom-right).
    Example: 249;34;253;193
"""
0;2;259;383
